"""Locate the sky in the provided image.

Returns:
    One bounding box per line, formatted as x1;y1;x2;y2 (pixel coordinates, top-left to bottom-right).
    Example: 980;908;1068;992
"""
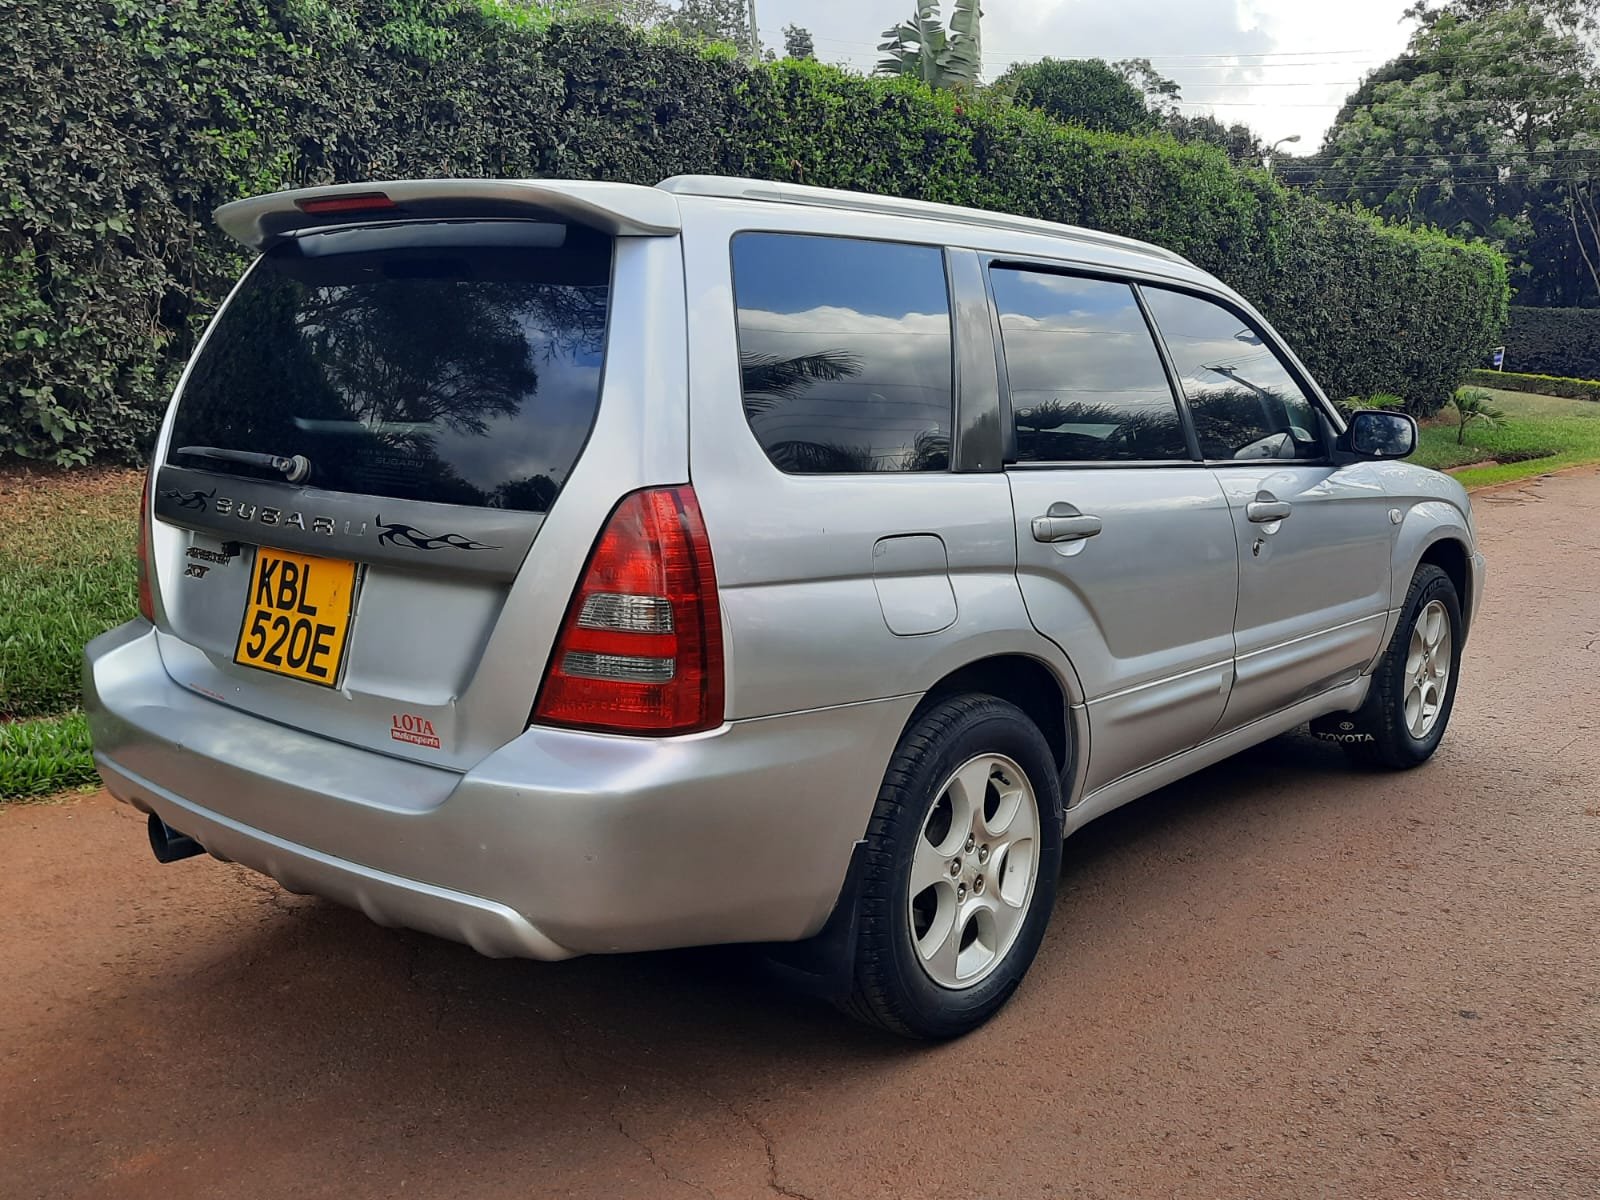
750;0;1422;152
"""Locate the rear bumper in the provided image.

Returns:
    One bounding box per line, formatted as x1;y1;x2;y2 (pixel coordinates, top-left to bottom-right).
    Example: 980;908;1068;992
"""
85;621;912;959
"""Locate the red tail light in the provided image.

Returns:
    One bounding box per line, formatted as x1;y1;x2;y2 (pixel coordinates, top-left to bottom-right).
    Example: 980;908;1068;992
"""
294;192;397;215
136;462;155;622
533;486;724;735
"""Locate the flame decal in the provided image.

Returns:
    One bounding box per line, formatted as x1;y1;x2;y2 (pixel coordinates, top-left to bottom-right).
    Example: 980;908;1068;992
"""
160;487;216;511
375;519;500;552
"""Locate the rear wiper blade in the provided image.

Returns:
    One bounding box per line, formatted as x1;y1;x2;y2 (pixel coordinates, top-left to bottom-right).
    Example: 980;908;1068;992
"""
174;445;312;483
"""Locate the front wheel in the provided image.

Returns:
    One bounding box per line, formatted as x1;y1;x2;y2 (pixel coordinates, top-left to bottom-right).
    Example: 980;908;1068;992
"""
1327;563;1463;769
842;694;1063;1039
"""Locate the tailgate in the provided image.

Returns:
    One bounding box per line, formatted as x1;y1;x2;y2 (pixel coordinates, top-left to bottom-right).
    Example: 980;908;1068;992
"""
146;211;633;766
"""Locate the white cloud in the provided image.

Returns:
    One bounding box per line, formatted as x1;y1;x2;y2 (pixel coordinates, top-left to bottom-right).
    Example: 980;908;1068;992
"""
737;304;953;455
752;0;1418;148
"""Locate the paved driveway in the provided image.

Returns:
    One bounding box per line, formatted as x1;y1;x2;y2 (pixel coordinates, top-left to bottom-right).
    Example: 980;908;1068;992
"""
4;470;1599;1199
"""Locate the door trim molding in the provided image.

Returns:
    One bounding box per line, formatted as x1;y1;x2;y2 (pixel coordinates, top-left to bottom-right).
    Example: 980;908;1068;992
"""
1086;657;1235;706
1233;611;1389;670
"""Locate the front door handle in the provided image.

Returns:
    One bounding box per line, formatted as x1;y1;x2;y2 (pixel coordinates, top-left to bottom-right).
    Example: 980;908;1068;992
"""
1032;503;1103;544
1246;494;1293;524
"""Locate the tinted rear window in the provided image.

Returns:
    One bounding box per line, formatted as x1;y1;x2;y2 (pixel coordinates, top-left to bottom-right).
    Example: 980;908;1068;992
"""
167;222;611;512
731;233;952;474
990;270;1189;463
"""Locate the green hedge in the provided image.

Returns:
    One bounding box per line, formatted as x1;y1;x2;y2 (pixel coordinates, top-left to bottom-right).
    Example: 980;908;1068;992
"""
1504;307;1600;380
2;1;1509;463
1463;368;1600;401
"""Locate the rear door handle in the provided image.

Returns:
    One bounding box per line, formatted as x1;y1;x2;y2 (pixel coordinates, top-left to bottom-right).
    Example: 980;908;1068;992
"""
1246;495;1293;524
1032;504;1103;544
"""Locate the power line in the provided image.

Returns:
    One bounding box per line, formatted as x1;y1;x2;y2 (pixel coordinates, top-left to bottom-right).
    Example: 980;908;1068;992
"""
1165;79;1590;89
1307;170;1600;187
1169;96;1592;108
806;35;1389;60
1165;80;1370;89
1319;148;1600;162
810;33;1593;73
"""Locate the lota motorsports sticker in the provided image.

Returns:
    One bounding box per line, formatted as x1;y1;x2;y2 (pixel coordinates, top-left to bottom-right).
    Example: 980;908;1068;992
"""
391;712;442;750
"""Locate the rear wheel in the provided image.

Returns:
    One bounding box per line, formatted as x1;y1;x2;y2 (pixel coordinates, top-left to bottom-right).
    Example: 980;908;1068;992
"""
843;695;1063;1039
1325;564;1463;769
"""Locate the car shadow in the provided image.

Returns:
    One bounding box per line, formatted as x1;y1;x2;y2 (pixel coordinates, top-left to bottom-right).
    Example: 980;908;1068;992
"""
1060;727;1356;876
10;730;1375;1196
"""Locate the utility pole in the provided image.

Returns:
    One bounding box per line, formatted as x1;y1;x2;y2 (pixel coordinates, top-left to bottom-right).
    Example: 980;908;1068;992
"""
747;0;760;59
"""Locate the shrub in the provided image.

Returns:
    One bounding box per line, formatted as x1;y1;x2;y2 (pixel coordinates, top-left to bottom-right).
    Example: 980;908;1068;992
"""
1449;388;1505;444
993;58;1156;135
1505;307;1600;380
2;2;1510;463
1462;369;1600;401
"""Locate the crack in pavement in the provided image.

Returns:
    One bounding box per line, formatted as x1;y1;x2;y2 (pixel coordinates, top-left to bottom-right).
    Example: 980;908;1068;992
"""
534;997;820;1200
556;1038;719;1198
611;1113;719;1199
751;1111;822;1200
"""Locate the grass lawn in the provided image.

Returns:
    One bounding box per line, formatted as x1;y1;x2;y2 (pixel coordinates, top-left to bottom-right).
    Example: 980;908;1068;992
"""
1411;388;1600;489
1;463;142;800
0;712;99;799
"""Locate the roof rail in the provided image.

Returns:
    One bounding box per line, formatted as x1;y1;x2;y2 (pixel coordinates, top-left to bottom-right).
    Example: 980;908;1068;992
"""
657;175;1190;266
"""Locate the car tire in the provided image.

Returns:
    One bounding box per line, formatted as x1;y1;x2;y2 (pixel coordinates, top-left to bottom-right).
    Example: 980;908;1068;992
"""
1333;564;1463;769
842;694;1063;1039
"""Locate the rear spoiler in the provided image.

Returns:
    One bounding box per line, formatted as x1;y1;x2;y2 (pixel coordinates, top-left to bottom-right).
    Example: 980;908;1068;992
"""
215;179;682;251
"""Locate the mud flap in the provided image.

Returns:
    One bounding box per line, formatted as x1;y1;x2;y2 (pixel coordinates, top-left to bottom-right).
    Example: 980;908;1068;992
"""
751;841;867;1004
1309;712;1377;746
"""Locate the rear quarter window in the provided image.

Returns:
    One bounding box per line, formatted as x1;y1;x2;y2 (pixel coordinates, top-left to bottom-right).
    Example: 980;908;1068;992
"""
731;233;953;474
167;222;612;512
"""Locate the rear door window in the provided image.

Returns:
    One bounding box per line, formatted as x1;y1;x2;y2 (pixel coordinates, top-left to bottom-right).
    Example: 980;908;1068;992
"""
990;269;1190;463
1141;287;1324;461
731;233;952;473
167;222;612;511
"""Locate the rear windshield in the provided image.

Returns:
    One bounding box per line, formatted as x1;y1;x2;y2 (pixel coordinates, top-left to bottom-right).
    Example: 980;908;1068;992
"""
167;222;612;512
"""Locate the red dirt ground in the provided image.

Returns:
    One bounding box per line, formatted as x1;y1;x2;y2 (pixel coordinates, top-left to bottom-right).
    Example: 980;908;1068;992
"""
3;470;1598;1199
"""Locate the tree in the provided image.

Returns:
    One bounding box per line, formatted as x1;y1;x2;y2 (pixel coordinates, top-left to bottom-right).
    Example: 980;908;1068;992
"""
1114;57;1183;120
876;0;983;90
994;58;1154;134
669;0;756;57
782;24;814;60
1449;387;1505;442
499;0;669;23
995;55;1269;165
1311;3;1600;306
1165;113;1269;168
1404;0;1599;34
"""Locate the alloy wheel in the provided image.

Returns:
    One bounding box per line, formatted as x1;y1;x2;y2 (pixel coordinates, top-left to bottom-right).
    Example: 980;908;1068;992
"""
907;754;1041;990
1404;598;1453;739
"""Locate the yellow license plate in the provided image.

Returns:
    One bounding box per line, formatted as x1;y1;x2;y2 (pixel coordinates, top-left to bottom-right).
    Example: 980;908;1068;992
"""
234;547;358;687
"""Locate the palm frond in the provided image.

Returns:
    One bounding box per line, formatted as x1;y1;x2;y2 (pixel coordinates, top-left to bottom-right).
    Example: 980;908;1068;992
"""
740;349;864;413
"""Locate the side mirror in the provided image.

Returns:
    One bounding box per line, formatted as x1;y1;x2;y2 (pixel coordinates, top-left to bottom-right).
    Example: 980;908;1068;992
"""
1340;409;1417;460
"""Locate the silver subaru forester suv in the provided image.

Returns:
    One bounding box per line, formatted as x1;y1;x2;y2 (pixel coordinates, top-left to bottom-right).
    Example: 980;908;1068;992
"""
85;176;1485;1038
